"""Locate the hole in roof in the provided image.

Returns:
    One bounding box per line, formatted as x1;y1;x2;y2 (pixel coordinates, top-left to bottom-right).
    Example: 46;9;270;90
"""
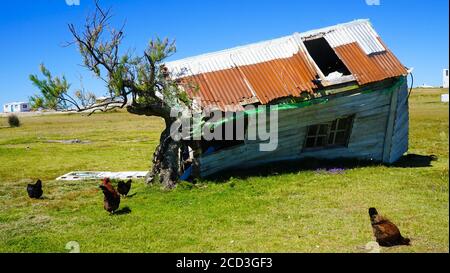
304;37;351;77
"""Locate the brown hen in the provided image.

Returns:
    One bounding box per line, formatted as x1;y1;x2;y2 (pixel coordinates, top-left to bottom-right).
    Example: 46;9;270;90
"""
369;208;410;247
99;178;120;214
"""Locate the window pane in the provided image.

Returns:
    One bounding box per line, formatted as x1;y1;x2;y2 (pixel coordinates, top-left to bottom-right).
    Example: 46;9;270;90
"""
335;131;348;145
306;137;316;148
331;120;337;130
338;118;349;130
317;136;327;146
304;115;354;149
319;124;329;135
328;133;335;145
308;125;318;137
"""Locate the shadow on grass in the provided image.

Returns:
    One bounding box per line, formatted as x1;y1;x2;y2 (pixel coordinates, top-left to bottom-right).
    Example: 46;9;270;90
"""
113;207;132;216
390;154;438;168
124;193;137;198
202;154;438;183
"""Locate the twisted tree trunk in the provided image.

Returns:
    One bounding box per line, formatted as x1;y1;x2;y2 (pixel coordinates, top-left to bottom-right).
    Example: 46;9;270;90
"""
146;127;182;189
128;105;182;189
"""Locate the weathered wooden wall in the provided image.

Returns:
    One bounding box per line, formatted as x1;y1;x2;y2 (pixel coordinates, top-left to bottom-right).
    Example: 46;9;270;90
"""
199;78;408;177
387;80;409;163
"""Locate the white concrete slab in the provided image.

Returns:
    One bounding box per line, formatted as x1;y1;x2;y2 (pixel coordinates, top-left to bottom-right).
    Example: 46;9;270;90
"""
56;171;148;181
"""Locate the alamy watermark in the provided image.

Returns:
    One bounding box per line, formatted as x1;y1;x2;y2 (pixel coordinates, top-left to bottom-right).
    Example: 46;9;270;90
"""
65;0;80;6
365;0;380;6
169;103;279;152
65;241;80;253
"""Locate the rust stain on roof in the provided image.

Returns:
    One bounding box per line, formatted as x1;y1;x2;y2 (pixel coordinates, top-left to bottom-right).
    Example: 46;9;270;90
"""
239;51;318;104
181;51;319;108
334;40;407;85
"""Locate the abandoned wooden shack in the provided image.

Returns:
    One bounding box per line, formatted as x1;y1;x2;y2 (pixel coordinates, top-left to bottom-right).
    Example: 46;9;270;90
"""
165;19;410;178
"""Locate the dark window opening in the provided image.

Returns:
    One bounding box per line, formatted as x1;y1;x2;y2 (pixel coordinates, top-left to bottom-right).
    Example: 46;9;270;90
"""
304;115;354;150
304;37;351;77
200;112;248;154
200;138;245;153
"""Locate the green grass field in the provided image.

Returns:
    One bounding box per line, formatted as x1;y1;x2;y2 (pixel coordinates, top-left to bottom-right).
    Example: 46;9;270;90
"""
0;88;448;253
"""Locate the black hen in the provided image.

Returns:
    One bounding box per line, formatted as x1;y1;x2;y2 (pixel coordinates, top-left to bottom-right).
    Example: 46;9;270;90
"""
117;179;132;197
27;179;43;199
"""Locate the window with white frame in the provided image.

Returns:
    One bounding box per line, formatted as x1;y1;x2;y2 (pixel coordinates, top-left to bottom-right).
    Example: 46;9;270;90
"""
304;115;354;149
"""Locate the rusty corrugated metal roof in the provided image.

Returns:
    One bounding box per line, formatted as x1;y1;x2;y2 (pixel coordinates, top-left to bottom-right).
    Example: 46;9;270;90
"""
166;19;407;111
236;51;318;104
334;41;407;85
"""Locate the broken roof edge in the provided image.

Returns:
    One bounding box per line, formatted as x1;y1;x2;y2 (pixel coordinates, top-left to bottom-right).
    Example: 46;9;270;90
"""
296;19;374;39
165;19;373;69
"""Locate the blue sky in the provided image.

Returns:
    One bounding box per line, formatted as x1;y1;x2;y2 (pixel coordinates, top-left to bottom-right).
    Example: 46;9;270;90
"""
0;0;448;110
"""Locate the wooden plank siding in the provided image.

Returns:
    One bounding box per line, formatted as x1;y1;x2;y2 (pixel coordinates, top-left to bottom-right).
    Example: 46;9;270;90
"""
382;80;400;163
199;78;408;177
387;80;409;163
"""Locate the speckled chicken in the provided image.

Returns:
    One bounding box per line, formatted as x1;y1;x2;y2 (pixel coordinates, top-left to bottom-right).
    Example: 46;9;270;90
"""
99;178;120;214
369;208;410;247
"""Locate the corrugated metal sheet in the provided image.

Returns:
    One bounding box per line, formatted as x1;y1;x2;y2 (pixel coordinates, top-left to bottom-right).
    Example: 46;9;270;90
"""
174;38;319;109
333;41;407;85
238;51;317;104
166;19;407;111
167;35;301;76
324;20;385;55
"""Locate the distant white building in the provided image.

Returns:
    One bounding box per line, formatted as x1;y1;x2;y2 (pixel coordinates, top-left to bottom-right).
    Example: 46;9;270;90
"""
443;69;449;88
3;102;31;113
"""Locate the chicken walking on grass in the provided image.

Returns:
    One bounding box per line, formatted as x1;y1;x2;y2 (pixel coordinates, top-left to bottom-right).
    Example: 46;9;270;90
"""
27;179;43;199
369;208;410;247
117;179;132;197
99;178;120;214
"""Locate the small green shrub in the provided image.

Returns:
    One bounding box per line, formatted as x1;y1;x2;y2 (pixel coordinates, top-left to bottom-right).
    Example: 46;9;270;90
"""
8;114;20;128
